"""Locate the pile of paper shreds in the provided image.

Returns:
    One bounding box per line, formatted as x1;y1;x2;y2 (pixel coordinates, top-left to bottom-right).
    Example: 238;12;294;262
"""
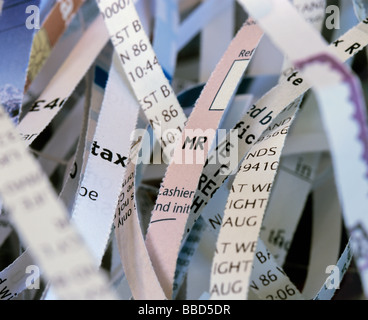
0;0;368;301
